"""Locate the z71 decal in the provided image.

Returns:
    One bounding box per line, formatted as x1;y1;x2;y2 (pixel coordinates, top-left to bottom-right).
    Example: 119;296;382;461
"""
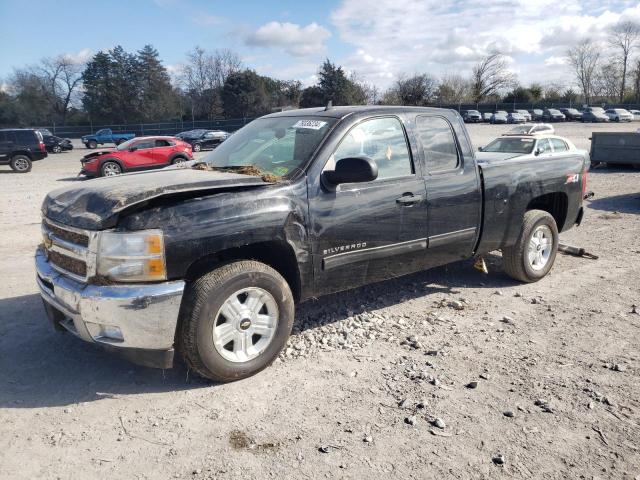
566;173;580;184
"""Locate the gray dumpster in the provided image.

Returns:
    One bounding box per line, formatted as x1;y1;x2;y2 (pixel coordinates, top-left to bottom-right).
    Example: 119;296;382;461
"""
590;132;640;166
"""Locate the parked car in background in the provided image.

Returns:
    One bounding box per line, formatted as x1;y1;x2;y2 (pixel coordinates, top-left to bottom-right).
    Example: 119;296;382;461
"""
37;130;73;153
176;129;206;140
462;110;482;123
581;107;610;123
80;136;193;177
0;128;47;172
505;124;555;135
477;133;585;163
605;108;634;122
181;129;230;152
482;112;493;122
630;110;640;121
529;109;544;121
560;108;583;121
507;112;526;124
515;109;532;121
82;128;135;149
542;109;566;122
490;111;508;124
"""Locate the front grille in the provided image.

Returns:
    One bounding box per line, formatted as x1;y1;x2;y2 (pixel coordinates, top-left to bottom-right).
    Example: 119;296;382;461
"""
44;219;89;246
42;218;95;281
48;251;87;277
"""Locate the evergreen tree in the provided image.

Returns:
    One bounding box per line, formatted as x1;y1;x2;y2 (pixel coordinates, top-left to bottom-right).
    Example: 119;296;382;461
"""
221;70;270;118
137;45;180;121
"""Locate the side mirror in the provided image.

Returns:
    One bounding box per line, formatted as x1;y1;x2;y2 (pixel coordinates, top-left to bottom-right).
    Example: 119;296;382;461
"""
129;146;137;152
478;146;484;152
323;156;378;188
534;148;542;156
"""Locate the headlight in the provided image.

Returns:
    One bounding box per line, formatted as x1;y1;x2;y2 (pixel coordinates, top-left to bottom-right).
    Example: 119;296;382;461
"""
97;230;166;282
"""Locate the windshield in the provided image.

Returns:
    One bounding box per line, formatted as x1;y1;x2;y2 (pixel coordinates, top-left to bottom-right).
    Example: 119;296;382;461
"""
201;116;337;177
483;137;535;154
591;107;604;113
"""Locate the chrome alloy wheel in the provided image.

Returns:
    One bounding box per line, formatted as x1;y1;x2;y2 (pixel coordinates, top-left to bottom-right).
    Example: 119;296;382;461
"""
103;163;121;176
528;225;553;271
13;157;30;171
212;287;278;363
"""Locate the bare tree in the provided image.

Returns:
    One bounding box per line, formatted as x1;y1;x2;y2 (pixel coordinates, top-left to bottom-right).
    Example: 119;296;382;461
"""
39;55;84;124
594;60;622;100
566;40;601;105
608;21;640;102
470;53;516;103
181;47;243;118
392;73;438;105
437;73;470;104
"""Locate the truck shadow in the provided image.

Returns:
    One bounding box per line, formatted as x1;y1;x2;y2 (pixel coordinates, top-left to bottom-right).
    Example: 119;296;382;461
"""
0;256;516;409
587;193;640;215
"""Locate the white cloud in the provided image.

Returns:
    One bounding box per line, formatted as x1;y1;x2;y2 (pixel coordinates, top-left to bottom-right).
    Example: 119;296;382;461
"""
62;48;93;65
245;21;331;57
330;0;640;88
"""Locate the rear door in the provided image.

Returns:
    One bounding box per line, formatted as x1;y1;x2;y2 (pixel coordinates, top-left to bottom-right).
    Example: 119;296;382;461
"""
152;139;175;165
308;115;428;295
0;131;13;163
414;114;481;268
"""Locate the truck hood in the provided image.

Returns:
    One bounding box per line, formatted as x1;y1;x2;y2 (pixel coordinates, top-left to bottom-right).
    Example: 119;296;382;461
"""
42;168;270;230
475;151;523;162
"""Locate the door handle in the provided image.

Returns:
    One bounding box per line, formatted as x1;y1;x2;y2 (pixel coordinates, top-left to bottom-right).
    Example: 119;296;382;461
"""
396;194;423;206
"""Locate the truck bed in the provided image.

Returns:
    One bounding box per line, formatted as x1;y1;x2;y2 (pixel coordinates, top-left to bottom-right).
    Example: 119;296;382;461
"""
475;153;587;255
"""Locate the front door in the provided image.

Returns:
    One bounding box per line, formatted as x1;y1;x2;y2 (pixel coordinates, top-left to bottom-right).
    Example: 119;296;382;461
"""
0;131;12;163
126;139;156;168
308;116;428;296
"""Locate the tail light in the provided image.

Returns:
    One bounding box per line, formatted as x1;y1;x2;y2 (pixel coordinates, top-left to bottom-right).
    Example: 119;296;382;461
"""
39;142;45;152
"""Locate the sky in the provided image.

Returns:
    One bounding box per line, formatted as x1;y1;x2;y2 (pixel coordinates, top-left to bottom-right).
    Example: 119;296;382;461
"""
1;0;640;90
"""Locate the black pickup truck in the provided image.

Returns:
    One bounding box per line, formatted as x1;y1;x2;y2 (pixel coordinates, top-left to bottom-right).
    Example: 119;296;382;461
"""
36;106;588;382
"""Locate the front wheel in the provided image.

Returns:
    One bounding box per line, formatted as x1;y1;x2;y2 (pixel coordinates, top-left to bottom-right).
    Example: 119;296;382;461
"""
100;161;122;176
52;145;62;153
502;209;558;283
87;140;97;149
178;260;295;382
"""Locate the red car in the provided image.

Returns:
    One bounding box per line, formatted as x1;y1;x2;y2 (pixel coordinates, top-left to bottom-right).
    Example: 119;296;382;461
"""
80;136;193;177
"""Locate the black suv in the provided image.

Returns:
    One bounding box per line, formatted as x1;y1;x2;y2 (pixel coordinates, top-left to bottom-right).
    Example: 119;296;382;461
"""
0;129;48;172
181;129;229;152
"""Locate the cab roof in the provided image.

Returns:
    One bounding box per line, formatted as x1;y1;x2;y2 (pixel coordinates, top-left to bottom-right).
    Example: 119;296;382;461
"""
263;105;457;120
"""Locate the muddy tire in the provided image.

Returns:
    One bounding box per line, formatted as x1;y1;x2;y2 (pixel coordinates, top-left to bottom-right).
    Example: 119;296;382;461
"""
502;209;558;283
10;155;32;173
178;260;294;382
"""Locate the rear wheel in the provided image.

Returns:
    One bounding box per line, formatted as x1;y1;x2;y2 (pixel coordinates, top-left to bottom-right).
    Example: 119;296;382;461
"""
100;161;122;177
52;145;62;154
502;210;558;283
193;143;202;152
178;260;295;382
10;155;32;173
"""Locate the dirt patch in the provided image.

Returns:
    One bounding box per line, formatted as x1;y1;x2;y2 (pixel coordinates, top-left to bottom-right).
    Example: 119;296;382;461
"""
228;430;280;453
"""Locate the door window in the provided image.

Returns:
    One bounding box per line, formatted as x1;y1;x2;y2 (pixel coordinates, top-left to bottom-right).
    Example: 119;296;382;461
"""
416;116;459;172
329;117;413;180
133;140;155;150
550;138;568;152
154;139;172;147
537;139;552;153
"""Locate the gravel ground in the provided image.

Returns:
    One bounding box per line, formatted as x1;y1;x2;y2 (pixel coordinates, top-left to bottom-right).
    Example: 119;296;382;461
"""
1;122;639;479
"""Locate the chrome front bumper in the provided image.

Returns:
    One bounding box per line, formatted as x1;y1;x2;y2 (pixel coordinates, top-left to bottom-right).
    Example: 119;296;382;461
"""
36;248;185;365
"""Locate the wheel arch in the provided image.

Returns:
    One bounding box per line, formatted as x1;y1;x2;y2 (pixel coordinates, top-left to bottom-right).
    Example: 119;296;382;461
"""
183;240;302;302
99;157;125;173
526;192;568;232
11;151;32;160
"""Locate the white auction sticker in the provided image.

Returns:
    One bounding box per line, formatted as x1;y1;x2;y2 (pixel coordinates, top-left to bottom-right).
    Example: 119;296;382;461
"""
293;119;327;130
